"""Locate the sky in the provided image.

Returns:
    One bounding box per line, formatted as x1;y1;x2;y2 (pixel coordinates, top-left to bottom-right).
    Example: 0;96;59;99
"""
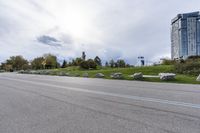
0;0;200;65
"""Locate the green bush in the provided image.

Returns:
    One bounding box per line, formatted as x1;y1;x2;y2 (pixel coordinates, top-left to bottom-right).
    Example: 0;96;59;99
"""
162;59;176;65
79;59;97;69
87;59;97;69
80;61;89;69
175;58;200;76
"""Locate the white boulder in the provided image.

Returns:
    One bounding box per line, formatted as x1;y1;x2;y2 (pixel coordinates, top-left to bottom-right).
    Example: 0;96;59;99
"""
95;73;105;78
159;73;176;80
74;73;80;77
111;73;123;79
82;73;89;77
196;74;200;81
58;72;66;76
130;72;143;80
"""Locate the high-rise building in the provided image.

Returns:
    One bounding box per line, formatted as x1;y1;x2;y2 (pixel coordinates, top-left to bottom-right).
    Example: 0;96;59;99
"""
171;11;200;59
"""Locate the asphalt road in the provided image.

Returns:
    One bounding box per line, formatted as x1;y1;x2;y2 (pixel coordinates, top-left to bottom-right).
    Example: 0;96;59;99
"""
0;73;200;133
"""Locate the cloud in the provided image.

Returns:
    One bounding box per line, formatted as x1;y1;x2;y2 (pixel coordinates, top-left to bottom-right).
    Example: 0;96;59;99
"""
1;0;200;64
37;35;62;47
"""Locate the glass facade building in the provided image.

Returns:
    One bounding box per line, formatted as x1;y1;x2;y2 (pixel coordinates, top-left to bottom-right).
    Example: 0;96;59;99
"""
171;12;200;59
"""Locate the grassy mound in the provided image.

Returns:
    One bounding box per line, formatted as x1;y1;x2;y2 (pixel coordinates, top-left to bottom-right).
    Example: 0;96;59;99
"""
21;65;200;84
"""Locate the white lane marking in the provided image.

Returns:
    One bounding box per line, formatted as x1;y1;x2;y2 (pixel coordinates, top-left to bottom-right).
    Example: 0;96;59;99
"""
1;76;200;109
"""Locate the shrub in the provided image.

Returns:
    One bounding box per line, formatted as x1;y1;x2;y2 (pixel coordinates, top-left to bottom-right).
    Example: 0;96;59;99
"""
174;58;200;76
79;59;97;69
187;55;200;60
87;59;97;69
161;59;176;65
80;60;89;69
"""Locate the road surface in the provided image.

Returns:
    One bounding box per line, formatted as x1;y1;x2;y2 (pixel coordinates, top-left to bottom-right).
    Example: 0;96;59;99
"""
0;73;200;133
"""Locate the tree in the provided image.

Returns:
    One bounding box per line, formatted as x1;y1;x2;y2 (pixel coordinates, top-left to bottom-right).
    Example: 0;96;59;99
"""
43;54;58;69
56;62;61;68
22;64;31;70
71;58;83;66
126;64;131;67
1;63;13;72
31;57;45;70
68;61;72;66
109;59;115;68
72;59;76;66
61;60;67;68
5;55;29;71
94;56;102;66
75;58;83;66
117;59;126;68
114;62;118;68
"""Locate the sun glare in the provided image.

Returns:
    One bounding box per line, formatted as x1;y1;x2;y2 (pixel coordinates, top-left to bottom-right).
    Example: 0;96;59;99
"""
56;6;90;39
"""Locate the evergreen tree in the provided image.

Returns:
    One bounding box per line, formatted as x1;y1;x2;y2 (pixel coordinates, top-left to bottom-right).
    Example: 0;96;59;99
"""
61;60;67;68
109;59;115;68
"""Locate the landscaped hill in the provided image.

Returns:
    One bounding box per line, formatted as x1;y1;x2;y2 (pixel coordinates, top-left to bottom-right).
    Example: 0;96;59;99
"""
49;65;199;84
53;65;174;78
18;65;200;84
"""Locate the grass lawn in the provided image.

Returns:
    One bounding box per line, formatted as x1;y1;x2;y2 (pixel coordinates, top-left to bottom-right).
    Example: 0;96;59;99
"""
49;65;200;85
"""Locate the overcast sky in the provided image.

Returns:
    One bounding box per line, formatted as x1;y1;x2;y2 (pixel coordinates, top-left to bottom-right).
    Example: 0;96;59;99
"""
0;0;200;64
